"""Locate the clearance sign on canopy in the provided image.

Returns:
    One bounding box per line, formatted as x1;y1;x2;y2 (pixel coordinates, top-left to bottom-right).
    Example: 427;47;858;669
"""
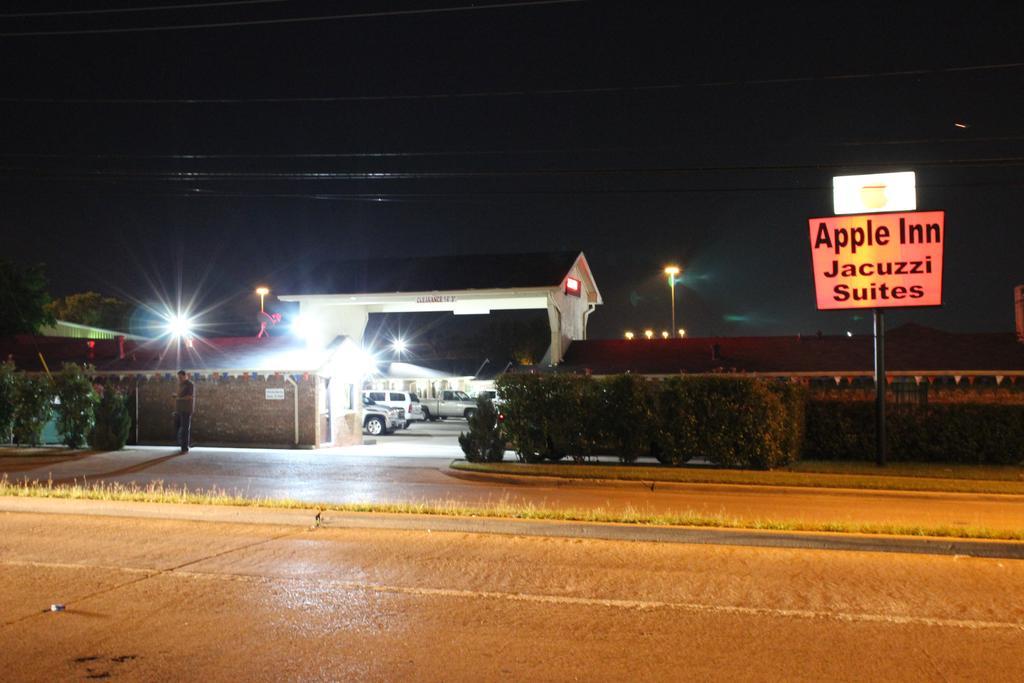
807;210;944;310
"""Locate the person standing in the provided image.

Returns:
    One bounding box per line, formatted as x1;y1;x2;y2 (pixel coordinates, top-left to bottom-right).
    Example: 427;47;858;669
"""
173;370;195;454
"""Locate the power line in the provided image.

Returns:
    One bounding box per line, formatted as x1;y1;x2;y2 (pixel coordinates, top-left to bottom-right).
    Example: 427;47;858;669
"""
2;134;1022;161
7;180;1019;203
0;0;584;37
0;0;290;19
0;146;633;160
2;61;1021;103
3;156;1023;182
835;134;1024;147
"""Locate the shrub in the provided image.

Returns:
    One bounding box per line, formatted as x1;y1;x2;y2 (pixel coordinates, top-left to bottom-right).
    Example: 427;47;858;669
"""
459;395;506;462
768;381;808;466
600;374;658;463
803;400;1024;464
89;388;132;451
497;373;805;469
0;361;15;444
663;376;789;469
54;363;98;448
12;374;54;446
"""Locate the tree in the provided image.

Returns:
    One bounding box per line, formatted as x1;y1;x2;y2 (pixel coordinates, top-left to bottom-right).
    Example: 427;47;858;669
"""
458;395;506;463
0;258;55;336
54;363;98;448
45;291;132;331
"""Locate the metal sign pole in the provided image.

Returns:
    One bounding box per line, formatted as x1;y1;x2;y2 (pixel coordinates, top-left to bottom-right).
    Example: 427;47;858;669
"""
873;308;887;466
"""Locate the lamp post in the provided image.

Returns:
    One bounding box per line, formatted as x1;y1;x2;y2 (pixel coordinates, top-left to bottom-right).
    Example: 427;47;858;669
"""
664;266;681;334
255;286;270;313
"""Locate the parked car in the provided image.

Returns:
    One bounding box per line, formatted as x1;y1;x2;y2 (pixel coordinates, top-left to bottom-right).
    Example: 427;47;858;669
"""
362;390;424;425
420;390;478;421
473;389;503;407
362;395;405;435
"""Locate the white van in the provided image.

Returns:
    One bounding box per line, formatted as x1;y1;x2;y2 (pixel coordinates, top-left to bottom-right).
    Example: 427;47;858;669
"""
362;390;425;425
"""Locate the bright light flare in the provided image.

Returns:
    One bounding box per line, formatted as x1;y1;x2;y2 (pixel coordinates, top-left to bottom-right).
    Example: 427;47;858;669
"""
643;329;654;340
165;314;193;339
292;313;320;340
390;338;408;355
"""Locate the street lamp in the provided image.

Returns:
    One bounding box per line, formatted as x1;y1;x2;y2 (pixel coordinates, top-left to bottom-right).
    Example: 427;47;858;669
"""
255;286;270;313
624;331;635;340
664;266;681;334
661;331;669;339
678;328;686;338
643;329;654;340
166;314;193;339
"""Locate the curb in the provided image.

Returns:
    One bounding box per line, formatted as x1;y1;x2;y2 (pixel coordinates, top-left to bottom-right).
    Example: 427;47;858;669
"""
446;463;1024;501
2;496;1023;560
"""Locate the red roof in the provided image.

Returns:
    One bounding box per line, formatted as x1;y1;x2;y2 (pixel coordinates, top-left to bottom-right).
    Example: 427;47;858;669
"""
1;334;329;374
560;325;1024;376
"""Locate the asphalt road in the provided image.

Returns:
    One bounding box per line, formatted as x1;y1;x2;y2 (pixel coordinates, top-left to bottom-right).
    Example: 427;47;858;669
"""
4;424;1024;535
1;508;1022;681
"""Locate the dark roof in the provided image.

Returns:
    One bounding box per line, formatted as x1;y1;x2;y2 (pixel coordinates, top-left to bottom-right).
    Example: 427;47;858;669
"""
1;334;338;374
559;324;1024;375
282;251;582;295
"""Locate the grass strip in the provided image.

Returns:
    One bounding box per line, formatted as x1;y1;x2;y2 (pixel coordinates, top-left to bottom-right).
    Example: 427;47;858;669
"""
451;461;1024;495
1;476;1022;542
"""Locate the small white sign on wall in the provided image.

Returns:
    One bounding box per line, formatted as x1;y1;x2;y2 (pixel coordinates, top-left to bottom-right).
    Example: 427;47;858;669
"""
265;388;286;400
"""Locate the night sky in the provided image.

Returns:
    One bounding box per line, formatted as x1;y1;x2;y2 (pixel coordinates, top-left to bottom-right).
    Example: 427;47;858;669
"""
2;1;1023;344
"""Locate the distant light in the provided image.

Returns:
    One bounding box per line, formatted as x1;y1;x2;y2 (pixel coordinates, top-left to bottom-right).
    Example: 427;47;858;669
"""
643;329;654;340
678;329;686;338
954;122;970;129
664;266;680;276
255;286;270;296
165;314;193;339
661;331;669;339
624;331;635;340
846;331;853;337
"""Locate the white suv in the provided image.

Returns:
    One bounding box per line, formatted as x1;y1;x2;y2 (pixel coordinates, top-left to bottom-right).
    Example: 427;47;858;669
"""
362;390;425;425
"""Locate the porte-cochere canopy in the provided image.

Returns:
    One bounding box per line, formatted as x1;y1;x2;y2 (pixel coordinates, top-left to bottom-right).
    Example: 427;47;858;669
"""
278;251;601;364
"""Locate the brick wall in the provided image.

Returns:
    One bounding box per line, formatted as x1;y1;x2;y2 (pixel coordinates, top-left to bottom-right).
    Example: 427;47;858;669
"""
136;374;318;447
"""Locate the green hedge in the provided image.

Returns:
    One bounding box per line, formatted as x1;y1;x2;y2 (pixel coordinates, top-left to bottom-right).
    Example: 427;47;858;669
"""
12;375;54;446
89;388;132;451
495;374;806;469
0;362;15;444
54;363;98;448
804;401;1024;464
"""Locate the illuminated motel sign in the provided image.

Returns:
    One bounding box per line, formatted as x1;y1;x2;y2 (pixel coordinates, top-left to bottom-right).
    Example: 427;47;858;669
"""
809;171;945;466
807;211;944;310
810;171;943;310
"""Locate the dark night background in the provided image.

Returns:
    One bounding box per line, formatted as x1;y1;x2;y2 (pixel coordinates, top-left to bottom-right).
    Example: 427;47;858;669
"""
2;1;1022;348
